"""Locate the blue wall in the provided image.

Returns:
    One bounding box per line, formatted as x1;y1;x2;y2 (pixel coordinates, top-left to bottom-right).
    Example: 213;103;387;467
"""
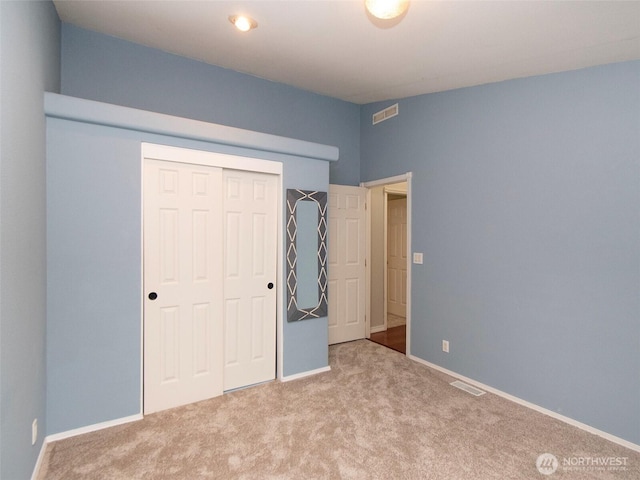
361;61;640;444
0;1;60;478
3;9;637;475
60;24;360;186
46;101;330;434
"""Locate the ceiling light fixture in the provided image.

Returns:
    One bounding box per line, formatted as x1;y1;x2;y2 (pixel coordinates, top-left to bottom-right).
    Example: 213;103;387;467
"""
365;0;409;20
229;14;257;32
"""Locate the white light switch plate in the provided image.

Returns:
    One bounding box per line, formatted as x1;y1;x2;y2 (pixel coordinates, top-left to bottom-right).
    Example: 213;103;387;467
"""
413;252;423;264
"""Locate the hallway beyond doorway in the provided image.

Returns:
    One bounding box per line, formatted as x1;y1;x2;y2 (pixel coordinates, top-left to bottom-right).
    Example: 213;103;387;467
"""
369;324;406;354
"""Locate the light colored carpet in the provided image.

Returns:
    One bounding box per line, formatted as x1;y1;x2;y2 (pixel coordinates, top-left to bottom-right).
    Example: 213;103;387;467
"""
38;340;639;479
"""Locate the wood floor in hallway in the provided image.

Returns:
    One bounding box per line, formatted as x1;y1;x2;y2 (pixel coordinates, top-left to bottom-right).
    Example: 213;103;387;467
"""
369;325;406;354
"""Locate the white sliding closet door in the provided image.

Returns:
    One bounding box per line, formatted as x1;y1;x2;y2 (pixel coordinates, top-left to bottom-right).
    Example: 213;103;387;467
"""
144;159;224;414
143;145;279;414
222;170;278;391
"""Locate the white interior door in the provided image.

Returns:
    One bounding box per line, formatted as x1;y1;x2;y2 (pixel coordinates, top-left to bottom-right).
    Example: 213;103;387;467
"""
223;170;278;391
144;159;224;414
144;144;280;412
387;197;407;318
328;184;367;345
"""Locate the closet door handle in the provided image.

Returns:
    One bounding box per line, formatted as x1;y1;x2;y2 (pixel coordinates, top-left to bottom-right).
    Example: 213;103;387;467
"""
267;283;274;290
148;292;158;300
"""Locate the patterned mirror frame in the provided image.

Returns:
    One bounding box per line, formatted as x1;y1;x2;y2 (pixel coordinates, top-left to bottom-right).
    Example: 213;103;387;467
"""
286;189;328;322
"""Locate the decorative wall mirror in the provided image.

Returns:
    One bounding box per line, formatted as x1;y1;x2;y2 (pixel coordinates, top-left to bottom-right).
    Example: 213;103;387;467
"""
286;189;328;322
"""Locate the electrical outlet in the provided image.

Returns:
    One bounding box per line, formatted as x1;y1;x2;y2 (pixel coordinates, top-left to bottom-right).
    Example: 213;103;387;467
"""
442;340;449;353
32;418;38;445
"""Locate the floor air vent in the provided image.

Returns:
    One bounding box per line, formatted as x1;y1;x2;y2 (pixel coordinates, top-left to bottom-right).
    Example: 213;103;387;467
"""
450;380;486;396
372;103;398;125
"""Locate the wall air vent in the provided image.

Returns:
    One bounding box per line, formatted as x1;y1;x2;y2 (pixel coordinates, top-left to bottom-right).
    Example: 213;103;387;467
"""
450;380;486;396
372;103;399;125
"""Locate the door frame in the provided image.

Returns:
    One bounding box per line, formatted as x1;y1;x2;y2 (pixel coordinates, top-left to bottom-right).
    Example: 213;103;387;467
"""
361;172;412;356
140;143;283;413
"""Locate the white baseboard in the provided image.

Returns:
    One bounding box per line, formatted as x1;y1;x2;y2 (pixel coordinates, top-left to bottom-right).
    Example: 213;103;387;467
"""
32;414;143;479
45;413;143;443
281;365;331;383
408;354;640;453
370;325;386;334
30;439;48;480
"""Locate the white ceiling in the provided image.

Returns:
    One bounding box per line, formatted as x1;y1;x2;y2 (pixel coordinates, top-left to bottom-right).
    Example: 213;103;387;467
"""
53;1;640;104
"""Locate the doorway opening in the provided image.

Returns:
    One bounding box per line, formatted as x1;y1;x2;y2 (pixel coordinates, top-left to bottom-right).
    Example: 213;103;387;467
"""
363;174;412;355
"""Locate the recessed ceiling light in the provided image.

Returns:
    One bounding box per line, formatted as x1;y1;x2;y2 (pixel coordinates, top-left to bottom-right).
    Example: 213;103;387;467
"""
365;0;409;20
229;15;258;32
